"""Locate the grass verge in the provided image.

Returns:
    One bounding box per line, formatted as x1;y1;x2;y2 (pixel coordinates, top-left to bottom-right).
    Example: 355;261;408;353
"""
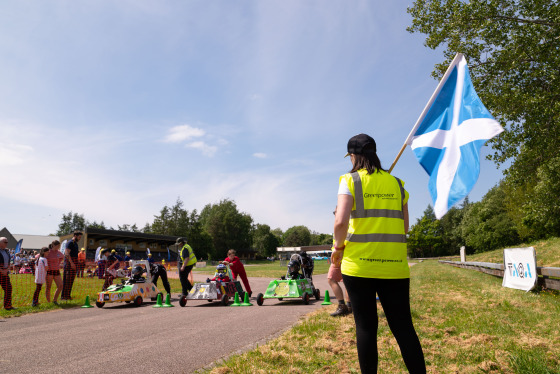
203;261;560;374
0;276;185;318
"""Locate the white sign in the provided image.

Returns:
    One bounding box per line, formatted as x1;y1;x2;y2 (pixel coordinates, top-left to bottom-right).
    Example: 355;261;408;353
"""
502;247;537;292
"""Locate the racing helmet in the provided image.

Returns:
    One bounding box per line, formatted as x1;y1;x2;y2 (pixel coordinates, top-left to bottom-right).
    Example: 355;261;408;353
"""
287;260;300;277
131;266;144;280
216;264;227;279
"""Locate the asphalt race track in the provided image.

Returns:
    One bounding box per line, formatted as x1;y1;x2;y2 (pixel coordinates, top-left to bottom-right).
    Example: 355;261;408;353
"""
0;273;332;374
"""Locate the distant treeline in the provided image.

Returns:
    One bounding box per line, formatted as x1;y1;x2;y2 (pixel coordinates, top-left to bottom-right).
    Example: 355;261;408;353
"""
55;198;333;261
408;178;560;258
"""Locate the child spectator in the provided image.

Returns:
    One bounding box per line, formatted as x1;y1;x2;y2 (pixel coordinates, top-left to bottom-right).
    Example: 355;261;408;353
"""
222;249;252;297
77;248;86;278
32;247;49;307
45;240;64;305
14;254;22;274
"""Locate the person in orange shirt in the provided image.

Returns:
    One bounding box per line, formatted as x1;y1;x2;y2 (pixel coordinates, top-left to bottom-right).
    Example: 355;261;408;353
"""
77;248;86;278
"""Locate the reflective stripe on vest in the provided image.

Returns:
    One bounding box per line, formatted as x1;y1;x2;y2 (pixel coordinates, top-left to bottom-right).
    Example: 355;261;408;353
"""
346;171;406;244
349;172;405;220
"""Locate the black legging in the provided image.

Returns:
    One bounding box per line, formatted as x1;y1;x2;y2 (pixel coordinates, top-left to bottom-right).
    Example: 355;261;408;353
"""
342;275;426;374
179;264;194;296
151;264;171;294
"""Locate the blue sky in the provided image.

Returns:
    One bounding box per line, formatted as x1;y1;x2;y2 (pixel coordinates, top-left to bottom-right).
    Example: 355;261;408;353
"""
0;1;505;236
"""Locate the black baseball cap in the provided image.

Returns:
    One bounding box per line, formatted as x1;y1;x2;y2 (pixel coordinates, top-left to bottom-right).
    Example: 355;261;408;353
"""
345;133;376;157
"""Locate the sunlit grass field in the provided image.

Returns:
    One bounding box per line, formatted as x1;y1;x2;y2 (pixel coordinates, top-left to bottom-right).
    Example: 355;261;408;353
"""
0;274;185;318
203;260;560;373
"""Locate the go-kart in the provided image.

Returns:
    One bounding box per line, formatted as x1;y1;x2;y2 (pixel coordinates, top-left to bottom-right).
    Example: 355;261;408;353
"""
256;253;320;306
179;263;244;307
96;260;162;308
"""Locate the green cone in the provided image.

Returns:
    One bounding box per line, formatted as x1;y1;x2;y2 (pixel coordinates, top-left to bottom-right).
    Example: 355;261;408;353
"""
241;291;253;306
321;290;332;305
163;293;174;307
81;295;94;308
231;292;241;307
153;293;163;308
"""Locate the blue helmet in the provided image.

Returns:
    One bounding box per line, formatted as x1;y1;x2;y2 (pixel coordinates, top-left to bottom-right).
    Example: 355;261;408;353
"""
216;264;227;278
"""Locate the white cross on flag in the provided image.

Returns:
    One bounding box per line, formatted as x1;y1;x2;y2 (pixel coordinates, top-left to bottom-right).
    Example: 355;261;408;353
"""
405;54;504;218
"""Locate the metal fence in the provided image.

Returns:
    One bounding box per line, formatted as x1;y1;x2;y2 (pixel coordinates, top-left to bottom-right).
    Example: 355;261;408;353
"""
439;260;560;291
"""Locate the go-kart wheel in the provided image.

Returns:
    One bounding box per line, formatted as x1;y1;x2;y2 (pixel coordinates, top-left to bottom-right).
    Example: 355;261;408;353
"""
256;293;264;306
179;296;187;307
314;289;320;301
134;296;143;307
221;294;229;306
303;292;310;305
207;299;213;302
277;298;283;301
125;301;131;304
96;301;105;308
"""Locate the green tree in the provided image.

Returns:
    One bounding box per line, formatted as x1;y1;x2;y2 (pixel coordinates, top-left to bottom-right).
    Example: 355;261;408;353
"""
310;231;333;246
460;184;519;252
118;223;140;232
408;0;560;239
252;224;280;257
407;205;445;258
282;225;311;247
271;228;284;246
200;199;253;259
88;221;107;230
56;212;86;236
439;197;470;254
150;199;214;259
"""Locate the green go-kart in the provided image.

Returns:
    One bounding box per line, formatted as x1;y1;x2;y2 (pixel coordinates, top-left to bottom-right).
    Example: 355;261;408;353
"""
256;253;320;306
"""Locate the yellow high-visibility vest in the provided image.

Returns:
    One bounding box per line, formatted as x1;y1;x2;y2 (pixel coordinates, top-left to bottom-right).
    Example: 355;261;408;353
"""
340;169;410;279
179;244;197;267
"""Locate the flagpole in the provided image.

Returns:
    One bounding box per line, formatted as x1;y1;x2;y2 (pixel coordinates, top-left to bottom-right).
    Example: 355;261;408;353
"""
388;53;464;174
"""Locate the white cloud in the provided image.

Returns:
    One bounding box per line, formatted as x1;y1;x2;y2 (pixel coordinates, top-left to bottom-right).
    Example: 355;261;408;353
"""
186;141;217;157
0;144;33;166
253;152;267;159
163;124;205;143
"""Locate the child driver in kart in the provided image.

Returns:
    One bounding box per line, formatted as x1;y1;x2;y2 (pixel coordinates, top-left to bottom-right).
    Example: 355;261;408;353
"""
210;264;231;283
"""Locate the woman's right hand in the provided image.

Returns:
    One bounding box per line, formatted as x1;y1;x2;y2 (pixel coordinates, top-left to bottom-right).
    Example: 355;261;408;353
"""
331;249;343;266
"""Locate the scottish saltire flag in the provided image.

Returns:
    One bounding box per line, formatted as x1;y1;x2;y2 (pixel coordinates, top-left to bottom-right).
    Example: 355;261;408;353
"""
95;246;102;261
406;54;504;218
14;239;23;254
146;247;151;256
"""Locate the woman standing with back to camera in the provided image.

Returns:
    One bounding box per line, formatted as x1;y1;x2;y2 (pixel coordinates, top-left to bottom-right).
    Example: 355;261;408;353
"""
332;134;426;373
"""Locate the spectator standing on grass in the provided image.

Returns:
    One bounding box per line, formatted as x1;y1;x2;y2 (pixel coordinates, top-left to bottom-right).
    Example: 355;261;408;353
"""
332;134;425;374
328;209;352;317
222;249;252;297
176;237;196;297
14;254;22;274
30;250;38;275
45;240;64;305
62;230;82;300
32;247;50;307
0;237;14;310
77;248;86;278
